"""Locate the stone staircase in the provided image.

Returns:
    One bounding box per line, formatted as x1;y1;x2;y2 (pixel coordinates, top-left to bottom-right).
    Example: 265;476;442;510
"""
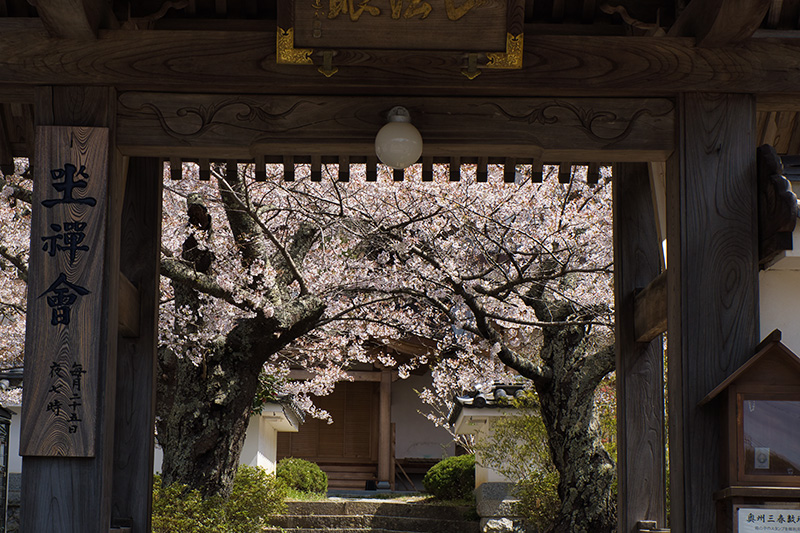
266;499;481;533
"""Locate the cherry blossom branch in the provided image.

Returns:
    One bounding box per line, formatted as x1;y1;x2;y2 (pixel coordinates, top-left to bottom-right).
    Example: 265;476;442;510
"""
0;300;25;315
573;343;616;397
481;310;613;328
0;180;32;205
215;169;311;295
317;295;405;325
160;256;266;314
0;245;28;282
388;243;549;382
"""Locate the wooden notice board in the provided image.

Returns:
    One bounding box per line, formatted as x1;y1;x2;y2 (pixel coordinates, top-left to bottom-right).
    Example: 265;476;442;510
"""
20;126;108;457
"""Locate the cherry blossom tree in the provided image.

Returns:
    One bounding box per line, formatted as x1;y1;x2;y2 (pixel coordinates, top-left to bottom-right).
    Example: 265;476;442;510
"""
0;160;31;405
315;164;616;533
3;159;616;532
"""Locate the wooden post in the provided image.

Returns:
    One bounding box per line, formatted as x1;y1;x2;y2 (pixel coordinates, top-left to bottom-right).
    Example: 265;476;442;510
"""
21;86;124;533
666;93;759;532
111;157;162;531
378;368;392;488
613;162;666;533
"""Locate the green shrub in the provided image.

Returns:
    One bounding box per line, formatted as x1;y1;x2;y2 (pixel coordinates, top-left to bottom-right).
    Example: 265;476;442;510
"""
226;465;288;533
472;390;560;530
152;465;287;533
152;476;224;533
423;454;475;500
514;470;560;531
276;457;328;494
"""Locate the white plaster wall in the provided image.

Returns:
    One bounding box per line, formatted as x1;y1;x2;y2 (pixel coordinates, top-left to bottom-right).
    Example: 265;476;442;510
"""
7;406;20;475
760;268;800;353
391;373;455;459
239;416;261;468
260;424;279;474
240;417;280;474
153;414;277;474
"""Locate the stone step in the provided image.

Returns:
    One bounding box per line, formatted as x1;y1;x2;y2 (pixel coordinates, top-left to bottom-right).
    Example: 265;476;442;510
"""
270;514;480;533
264;529;421;533
287;499;476;521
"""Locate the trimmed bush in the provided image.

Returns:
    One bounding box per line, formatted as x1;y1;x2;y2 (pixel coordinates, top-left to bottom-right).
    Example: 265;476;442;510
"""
423;454;475;500
152;465;287;533
276;457;328;494
226;465;288;533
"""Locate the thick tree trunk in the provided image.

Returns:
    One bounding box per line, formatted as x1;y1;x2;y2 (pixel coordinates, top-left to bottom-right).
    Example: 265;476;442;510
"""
534;319;616;533
156;318;267;498
536;372;616;533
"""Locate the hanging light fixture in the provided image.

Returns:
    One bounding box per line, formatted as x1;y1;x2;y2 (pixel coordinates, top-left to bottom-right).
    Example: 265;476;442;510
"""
374;106;423;170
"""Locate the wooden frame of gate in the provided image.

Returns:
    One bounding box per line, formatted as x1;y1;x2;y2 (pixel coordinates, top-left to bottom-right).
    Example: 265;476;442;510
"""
0;1;790;531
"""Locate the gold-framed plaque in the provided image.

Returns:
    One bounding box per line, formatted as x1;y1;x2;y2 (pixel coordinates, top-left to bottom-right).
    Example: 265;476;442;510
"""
277;0;524;77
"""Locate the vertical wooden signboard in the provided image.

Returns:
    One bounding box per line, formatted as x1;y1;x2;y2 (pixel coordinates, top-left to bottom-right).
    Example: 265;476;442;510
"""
20;126;107;457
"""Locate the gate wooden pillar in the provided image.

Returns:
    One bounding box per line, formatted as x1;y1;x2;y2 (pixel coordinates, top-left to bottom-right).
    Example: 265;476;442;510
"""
378;367;393;489
112;157;163;532
21;86;123;533
666;93;759;532
20;88;161;533
613;162;667;533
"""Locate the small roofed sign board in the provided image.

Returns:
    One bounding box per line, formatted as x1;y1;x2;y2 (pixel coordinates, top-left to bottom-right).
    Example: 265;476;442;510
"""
293;0;510;51
20;126;108;457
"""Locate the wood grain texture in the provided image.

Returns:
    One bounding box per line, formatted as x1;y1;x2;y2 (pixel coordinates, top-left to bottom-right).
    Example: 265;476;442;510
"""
116;93;674;161
112;157;162;533
4;25;800;96
0;112;13;174
668;0;771;45
117;272;139;338
613;162;667;533
667;93;759;533
633;270;667;343
22;87;121;533
28;0;113;39
21;126;109;457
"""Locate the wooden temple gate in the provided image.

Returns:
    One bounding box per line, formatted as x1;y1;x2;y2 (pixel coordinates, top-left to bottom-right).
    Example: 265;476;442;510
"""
2;0;799;531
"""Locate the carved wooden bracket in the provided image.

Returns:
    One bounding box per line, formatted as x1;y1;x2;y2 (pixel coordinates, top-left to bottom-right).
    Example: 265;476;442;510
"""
757;144;798;268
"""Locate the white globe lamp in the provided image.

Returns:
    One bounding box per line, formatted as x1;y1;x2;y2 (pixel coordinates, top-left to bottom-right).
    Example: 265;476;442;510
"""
374;106;423;170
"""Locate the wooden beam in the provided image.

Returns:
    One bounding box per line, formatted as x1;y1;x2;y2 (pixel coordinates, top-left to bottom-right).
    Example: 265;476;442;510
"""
118;272;139;338
28;0;117;39
648;162;668;269
613;162;667;533
0;112;13;175
633;271;667;343
668;0;770;46
667;93;759;533
338;155;350;182
3;25;800;96
288;369;385;382
504;158;517;183
449;157;461;181
117;94;674;162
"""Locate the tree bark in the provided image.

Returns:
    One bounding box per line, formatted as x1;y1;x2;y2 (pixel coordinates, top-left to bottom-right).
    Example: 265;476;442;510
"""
156;319;264;498
156;302;324;497
534;304;616;533
490;288;616;533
